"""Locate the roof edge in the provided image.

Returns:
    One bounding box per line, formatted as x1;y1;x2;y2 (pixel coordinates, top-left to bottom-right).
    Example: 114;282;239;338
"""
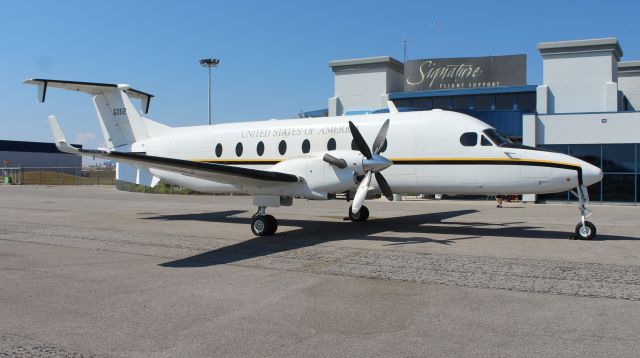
537;37;623;60
619;61;640;73
330;56;404;73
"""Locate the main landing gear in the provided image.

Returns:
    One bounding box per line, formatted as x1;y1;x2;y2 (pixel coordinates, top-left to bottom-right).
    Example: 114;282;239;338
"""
348;205;369;222
570;185;597;240
251;206;278;236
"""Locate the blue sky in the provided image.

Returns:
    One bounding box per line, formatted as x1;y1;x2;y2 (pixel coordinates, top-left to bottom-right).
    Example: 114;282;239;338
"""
1;0;638;147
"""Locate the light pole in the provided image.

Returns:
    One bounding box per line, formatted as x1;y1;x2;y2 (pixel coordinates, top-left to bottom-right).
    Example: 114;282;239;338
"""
199;58;220;125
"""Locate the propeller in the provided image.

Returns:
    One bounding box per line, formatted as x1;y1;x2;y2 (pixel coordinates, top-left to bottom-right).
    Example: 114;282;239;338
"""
348;119;394;213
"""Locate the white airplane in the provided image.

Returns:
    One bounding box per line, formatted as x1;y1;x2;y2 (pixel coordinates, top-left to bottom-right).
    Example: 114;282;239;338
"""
24;79;603;239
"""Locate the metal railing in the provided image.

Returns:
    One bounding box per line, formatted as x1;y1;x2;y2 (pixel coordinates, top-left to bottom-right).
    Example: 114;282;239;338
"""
4;166;116;186
2;167;21;185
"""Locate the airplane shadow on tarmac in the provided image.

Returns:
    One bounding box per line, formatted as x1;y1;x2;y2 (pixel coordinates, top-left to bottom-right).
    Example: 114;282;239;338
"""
145;209;638;268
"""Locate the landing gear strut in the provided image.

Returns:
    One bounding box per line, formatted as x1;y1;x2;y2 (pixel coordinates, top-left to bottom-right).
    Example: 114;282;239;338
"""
348;205;369;222
570;185;596;240
251;206;278;236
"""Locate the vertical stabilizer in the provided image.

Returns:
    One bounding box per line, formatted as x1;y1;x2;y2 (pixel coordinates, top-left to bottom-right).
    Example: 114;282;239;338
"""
93;89;149;149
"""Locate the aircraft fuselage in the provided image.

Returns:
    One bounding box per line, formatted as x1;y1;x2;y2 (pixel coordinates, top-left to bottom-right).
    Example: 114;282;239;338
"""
136;109;602;198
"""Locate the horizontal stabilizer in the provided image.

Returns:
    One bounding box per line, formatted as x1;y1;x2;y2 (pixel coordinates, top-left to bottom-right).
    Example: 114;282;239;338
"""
24;78;154;114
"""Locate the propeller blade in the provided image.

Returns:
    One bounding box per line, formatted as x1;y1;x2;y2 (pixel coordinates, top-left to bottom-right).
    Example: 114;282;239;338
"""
322;153;347;169
351;171;372;214
375;172;393;201
348;121;372;159
372;119;390;155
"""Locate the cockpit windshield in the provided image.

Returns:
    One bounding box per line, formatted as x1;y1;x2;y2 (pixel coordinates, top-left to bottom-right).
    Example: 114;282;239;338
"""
482;129;512;146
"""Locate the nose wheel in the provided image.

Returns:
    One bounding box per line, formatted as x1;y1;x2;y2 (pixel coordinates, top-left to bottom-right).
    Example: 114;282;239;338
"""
348;205;369;222
251;206;278;236
574;221;596;240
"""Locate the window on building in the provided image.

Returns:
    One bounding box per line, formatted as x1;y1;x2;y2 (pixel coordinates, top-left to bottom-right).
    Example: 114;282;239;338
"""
569;145;601;168
433;97;450;109
495;94;514;110
278;140;287;155
395;99;414;108
235;142;243;157
587;182;602;203
256;141;264;156
539;143;640;203
602;174;635;202
215;143;222;157
460;132;478;146
603;144;635;173
413;98;433;110
481;135;492;146
327;138;336;151
302;139;310;154
537;144;568;154
473;95;493;110
452;96;471;110
516;93;536;112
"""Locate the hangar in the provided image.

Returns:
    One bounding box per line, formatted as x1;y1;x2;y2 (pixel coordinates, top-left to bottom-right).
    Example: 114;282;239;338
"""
0;139;82;182
327;37;640;204
0;140;81;168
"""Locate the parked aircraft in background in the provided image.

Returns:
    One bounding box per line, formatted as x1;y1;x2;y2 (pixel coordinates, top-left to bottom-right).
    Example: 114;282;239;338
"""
25;79;602;239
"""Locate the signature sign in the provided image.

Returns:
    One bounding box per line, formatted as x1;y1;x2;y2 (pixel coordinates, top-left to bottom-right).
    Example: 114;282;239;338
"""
404;54;526;91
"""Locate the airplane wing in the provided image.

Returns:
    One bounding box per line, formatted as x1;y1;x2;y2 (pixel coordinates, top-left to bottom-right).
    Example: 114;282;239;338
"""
48;116;299;185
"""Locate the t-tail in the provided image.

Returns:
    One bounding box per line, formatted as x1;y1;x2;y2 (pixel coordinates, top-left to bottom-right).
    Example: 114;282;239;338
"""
23;79;170;150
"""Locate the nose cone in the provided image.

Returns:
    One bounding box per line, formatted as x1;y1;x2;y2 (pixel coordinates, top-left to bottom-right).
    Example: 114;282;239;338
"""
582;162;603;186
363;154;393;172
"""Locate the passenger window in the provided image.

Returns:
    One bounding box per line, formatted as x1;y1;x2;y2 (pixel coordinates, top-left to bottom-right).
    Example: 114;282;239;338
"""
327;138;336;151
215;143;222;157
460;132;478;146
235;142;243;157
481;135;493;146
302;139;310;154
278;140;287;155
256;141;264;156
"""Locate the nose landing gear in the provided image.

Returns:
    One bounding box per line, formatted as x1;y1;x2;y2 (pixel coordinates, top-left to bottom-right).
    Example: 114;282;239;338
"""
570;185;597;240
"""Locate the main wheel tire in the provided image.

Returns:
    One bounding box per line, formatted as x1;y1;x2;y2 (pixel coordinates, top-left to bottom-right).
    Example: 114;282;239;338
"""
575;221;596;240
265;214;278;235
251;215;278;236
348;205;369;222
251;216;269;236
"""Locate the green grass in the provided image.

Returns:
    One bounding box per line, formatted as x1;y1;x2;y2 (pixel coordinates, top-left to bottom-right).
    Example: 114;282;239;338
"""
20;170;115;185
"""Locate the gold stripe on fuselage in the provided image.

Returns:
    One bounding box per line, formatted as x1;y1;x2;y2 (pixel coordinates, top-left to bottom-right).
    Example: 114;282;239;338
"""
390;157;580;168
191;157;580;169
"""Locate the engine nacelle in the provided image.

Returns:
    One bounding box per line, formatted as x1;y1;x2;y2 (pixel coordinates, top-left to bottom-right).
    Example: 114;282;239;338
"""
271;150;364;198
